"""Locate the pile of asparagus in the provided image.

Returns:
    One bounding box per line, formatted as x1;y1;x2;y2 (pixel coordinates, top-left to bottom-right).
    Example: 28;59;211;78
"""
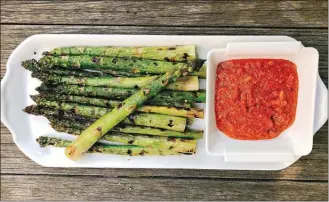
22;45;206;157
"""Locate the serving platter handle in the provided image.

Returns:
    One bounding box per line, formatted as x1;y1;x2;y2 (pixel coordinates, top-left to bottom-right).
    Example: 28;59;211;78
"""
314;74;328;134
1;77;11;132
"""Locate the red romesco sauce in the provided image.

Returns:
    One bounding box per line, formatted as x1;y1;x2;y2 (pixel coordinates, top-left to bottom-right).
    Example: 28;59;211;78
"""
215;59;298;140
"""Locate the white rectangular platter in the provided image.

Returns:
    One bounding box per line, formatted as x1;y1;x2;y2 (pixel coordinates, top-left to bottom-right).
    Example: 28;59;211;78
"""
1;34;327;170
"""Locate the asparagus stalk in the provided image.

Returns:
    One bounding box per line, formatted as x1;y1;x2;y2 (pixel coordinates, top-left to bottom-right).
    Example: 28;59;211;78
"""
32;72;199;91
24;106;200;138
64;60;204;160
23;59;206;78
92;68;147;77
33;94;204;118
51;125;196;153
36;83;135;100
23;105;89;121
37;136;190;156
42;45;206;78
133;105;203;118
22;59;147;77
38;55;204;75
147;90;206;106
44;45;196;62
24;103;187;132
24;106;198;139
22;59;105;77
48;116;203;139
36;84;206;106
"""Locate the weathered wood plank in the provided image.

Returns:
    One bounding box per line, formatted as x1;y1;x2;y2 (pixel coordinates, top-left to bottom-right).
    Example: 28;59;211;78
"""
1;175;327;201
1;0;327;28
1;122;327;181
1;25;328;83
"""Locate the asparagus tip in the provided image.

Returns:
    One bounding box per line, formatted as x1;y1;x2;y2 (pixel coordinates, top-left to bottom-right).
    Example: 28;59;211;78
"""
30;95;38;102
191;59;206;71
35;86;41;92
35;83;48;92
23;105;34;113
23;105;41;115
21;59;38;71
36;136;49;147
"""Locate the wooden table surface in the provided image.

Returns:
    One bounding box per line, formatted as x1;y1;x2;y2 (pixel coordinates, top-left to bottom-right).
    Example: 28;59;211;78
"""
1;1;328;201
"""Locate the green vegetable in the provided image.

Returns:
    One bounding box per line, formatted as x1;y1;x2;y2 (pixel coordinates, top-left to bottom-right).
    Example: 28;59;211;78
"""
36;84;206;106
23;105;89;121
24;103;187;132
148;90;206;106
48;117;203;139
38;55;205;75
37;136;190;156
52;125;196;152
22;59;105;77
33;94;204;118
33;72;199;91
64;59;204;160
44;45;196;62
22;59;147;77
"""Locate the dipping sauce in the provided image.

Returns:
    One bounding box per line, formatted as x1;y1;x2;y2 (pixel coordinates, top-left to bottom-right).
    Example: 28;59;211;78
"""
215;59;298;140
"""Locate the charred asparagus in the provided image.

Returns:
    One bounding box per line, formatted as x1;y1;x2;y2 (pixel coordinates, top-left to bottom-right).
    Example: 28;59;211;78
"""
64;59;204;160
48;117;203;139
36;83;206;106
52;125;196;153
38;55;204;75
32;72;199;91
32;94;204;118
37;136;190;156
44;45;197;62
24;104;187;132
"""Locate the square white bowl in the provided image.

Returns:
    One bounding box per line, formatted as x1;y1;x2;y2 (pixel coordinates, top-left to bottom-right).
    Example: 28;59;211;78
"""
205;42;319;162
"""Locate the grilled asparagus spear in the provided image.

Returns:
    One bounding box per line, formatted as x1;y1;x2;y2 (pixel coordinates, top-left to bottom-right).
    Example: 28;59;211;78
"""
32;72;199;91
23;59;206;78
42;45;206;78
64;59;204;160
38;55;204;75
24;103;187;132
23;105;89;121
44;45;196;62
32;94;204;118
37;136;190;156
24;105;198;139
51;125;196;153
48;117;203;139
22;59;147;77
22;59;104;77
36;83;206;106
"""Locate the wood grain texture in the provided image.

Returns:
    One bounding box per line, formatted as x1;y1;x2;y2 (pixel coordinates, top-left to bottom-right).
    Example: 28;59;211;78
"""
1;175;328;201
1;0;327;28
1;25;328;82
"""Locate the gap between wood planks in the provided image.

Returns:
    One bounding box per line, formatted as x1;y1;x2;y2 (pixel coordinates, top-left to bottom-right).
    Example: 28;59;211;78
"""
1;0;327;28
0;173;327;183
1;174;327;201
1;23;328;30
